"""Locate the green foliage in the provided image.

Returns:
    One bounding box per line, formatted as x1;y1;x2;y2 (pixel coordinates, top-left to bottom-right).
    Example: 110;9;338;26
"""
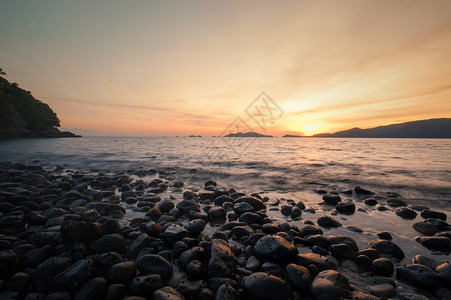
0;73;60;132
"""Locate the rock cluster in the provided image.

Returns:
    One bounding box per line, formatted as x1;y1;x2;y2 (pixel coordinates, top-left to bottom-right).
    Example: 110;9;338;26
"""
0;162;450;299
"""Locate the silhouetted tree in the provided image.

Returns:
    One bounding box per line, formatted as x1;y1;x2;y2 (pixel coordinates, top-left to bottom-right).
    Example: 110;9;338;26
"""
0;67;6;76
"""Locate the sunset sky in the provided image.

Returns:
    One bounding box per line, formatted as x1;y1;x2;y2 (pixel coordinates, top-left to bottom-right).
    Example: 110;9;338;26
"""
1;0;451;136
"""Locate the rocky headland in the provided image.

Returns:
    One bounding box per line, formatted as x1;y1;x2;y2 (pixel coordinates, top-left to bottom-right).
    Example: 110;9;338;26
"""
0;71;80;139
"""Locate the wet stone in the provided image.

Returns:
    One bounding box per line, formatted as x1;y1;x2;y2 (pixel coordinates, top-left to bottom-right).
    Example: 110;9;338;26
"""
261;223;279;234
215;195;234;206
369;239;405;260
74;277;107;300
128;274;163;297
176;200;200;215
322;194;341;206
299;224;323;237
336;202;355;214
10;272;31;292
60;220;106;245
254;235;297;264
157;200;175;213
364;198;378;206
376;231;392;241
208;207;226;221
23;245;56;268
371;258;394;276
395;207;417;219
327;235;359;253
387;198;407;207
368;283;396;298
330;243;355;261
285;263;312;292
127;234;151;259
53;258;97;291
185;219;206;236
413;255;443;270
280;205;293;216
311;270;349;300
34;256;73;292
208;239;237;278
425;218;450;231
136;254;172;281
354;186;374;195
179;246;206;269
412;222;437;236
396;264;441;290
243;272;292;300
290;207;302;219
186;260;203;280
296;253;337;274
215;284;239;300
377;205;389;211
435;262;451;285
238;212;262;225
306;235;329;250
106;284;127;300
317;215;342;228
140;221;162;238
90;233;126;253
245;256;261;271
153;286;185;300
312;245;329;256
233;196;266;211
398;293;430;300
421;209;447;221
415;236;451;252
105;261;137;284
350;291;381;300
163;224;189;246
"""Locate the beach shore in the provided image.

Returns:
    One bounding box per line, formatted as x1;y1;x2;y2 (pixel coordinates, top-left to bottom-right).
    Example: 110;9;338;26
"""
0;162;450;299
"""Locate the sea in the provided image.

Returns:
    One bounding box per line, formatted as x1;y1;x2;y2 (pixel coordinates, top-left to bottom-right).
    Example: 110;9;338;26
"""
0;136;450;208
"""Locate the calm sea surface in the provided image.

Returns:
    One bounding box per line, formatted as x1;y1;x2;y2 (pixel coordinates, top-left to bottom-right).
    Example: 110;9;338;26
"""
0;137;450;207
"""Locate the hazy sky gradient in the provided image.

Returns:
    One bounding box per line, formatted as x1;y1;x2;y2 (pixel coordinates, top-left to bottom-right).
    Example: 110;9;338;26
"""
1;0;450;136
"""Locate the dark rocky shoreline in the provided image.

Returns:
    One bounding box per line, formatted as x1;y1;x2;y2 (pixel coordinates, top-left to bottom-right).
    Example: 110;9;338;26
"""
0;162;450;299
0;128;81;139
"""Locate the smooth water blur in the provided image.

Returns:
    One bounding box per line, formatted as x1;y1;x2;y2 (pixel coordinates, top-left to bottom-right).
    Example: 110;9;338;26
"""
0;137;450;206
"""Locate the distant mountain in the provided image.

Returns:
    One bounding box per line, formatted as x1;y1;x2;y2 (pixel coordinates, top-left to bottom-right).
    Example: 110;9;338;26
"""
224;132;273;137
282;134;304;138
313;118;451;138
0;70;80;138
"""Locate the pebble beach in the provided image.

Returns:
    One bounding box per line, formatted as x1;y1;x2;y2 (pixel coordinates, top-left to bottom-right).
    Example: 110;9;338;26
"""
0;162;450;300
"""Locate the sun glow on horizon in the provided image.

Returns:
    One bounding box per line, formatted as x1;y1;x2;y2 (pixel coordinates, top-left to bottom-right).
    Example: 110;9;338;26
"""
300;124;322;136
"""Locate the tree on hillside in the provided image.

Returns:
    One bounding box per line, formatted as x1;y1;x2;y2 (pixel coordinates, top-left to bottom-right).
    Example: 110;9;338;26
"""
0;67;6;76
0;72;61;132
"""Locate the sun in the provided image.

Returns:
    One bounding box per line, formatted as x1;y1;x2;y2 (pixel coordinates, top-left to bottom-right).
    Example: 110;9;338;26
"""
301;124;322;136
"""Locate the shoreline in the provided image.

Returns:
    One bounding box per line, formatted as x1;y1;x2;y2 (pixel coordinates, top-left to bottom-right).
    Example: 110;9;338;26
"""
0;162;450;299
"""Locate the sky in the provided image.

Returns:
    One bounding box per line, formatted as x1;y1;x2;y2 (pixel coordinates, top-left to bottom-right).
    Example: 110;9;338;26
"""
1;0;451;136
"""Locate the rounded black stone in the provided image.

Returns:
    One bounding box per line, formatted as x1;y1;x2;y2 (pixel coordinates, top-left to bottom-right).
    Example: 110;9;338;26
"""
244;272;292;300
254;235;297;263
371;258;394;276
136;254;172;280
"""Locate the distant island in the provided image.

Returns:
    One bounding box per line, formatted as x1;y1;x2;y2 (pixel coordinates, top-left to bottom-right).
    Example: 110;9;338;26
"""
312;118;451;138
224;132;273;137
0;68;80;138
282;134;304;138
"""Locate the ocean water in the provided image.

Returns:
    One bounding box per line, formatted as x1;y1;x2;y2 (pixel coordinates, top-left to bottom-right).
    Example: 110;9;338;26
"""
0;136;450;208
